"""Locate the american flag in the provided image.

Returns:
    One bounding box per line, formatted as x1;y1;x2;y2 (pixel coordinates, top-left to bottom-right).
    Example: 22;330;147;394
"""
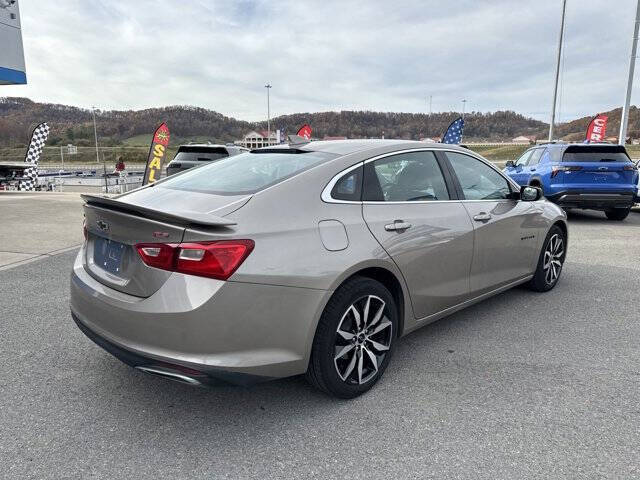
442;117;464;144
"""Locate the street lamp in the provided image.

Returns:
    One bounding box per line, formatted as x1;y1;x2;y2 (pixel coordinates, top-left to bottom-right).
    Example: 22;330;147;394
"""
461;99;467;119
92;106;100;163
265;84;272;144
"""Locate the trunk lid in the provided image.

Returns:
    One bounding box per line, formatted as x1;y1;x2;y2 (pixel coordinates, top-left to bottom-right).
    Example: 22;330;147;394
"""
82;188;249;297
555;145;637;189
557;162;636;187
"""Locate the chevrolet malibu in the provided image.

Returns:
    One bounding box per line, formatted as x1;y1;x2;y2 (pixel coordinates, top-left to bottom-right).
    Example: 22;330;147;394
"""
71;140;568;398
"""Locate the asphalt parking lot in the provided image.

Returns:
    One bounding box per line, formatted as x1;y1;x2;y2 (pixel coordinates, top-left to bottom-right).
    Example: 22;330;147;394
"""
1;196;639;479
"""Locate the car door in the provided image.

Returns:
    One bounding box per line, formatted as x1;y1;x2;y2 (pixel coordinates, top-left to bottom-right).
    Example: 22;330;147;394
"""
523;148;545;184
506;149;533;185
443;151;542;297
361;150;474;319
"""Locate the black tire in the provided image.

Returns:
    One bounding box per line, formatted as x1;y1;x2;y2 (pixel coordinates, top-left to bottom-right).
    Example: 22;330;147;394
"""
527;225;566;292
306;276;398;399
605;208;631;221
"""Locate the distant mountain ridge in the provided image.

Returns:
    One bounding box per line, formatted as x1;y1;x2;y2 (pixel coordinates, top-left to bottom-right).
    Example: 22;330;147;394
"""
0;97;638;147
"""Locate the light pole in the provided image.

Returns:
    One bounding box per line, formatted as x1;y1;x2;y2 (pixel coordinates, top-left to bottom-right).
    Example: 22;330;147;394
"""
619;0;640;145
549;0;567;142
462;99;467;119
92;106;100;163
265;84;272;144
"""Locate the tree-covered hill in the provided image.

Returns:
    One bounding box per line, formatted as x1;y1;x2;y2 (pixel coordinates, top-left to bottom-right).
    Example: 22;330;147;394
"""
1;97;638;147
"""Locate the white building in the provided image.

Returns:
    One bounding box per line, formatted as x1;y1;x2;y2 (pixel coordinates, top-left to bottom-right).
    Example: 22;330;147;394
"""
511;135;535;144
235;130;279;149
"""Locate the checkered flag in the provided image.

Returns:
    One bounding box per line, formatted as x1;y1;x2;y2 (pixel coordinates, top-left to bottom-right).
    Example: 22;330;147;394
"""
18;122;49;191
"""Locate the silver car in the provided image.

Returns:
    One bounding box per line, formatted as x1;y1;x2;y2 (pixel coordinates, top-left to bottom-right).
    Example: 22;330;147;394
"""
70;140;567;398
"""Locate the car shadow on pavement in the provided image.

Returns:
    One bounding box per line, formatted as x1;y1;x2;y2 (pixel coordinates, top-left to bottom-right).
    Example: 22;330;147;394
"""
565;208;640;224
81;281;552;442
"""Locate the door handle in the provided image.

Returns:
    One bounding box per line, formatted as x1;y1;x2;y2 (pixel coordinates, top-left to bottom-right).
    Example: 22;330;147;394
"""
473;213;492;222
384;220;412;232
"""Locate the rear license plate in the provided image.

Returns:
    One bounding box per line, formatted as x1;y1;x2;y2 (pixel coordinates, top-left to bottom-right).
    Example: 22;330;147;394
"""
94;236;126;274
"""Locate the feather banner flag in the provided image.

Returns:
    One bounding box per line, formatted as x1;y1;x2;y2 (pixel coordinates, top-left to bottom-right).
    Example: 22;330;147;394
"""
18;122;49;191
585;113;608;143
296;124;312;140
441;117;464;144
142;123;170;185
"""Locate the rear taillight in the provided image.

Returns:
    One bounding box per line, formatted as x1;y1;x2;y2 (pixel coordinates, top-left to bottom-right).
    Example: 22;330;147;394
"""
551;165;582;178
136;243;176;270
135;240;254;280
623;164;638;171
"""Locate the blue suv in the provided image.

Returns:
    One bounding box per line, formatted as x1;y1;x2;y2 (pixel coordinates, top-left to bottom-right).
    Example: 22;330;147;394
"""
504;143;639;220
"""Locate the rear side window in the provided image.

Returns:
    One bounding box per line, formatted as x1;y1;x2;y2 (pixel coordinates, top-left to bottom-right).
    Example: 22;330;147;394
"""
331;166;362;201
363;151;450;202
562;146;631;163
160;151;334;195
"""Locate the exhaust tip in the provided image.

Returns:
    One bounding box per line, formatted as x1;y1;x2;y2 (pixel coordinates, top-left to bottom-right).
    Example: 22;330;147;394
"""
135;365;203;386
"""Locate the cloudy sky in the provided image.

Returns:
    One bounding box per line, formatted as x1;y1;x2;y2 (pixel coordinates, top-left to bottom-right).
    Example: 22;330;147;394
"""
4;0;640;122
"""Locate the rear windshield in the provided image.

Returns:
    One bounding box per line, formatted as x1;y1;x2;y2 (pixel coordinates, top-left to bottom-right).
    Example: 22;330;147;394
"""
172;146;229;163
159;150;335;195
561;146;631;163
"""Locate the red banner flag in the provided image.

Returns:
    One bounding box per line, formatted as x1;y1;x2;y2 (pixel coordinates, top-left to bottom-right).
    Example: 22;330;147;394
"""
296;124;312;140
143;123;170;185
585;114;608;143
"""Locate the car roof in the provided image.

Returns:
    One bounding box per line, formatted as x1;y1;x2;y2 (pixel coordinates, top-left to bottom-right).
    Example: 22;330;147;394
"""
541;142;627;150
259;139;471;156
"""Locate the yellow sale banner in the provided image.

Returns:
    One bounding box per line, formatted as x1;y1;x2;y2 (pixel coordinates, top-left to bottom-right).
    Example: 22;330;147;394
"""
143;123;170;185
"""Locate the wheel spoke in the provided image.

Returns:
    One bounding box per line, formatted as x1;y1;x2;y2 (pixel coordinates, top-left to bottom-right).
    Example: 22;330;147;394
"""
340;349;357;381
362;296;371;328
357;350;364;384
368;302;385;329
367;338;390;352
554;239;563;255
337;329;355;341
363;347;378;374
349;305;361;330
334;343;355;360
370;319;392;336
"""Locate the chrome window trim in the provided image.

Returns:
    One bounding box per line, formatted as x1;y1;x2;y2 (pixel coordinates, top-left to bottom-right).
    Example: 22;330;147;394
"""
321;162;364;204
321;147;521;204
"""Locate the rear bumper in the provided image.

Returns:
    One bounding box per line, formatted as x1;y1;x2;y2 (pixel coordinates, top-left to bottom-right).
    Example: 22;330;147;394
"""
545;190;635;210
70;248;330;385
72;312;266;386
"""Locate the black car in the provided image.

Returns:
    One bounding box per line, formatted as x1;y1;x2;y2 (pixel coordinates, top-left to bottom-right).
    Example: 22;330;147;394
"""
165;144;248;176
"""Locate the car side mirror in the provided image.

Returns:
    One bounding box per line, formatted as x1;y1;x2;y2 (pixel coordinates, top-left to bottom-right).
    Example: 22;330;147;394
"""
521;185;542;201
505;160;515;168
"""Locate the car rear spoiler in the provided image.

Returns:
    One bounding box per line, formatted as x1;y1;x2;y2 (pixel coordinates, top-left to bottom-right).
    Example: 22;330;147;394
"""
81;194;237;228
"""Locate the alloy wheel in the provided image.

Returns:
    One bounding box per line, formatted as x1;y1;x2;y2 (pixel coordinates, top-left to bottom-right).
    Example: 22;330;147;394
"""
333;295;393;385
543;233;564;285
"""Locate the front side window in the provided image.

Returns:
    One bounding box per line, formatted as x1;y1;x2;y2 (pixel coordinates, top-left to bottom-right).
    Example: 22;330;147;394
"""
363;151;450;202
515;149;533;167
446;152;512;200
160;150;334;195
